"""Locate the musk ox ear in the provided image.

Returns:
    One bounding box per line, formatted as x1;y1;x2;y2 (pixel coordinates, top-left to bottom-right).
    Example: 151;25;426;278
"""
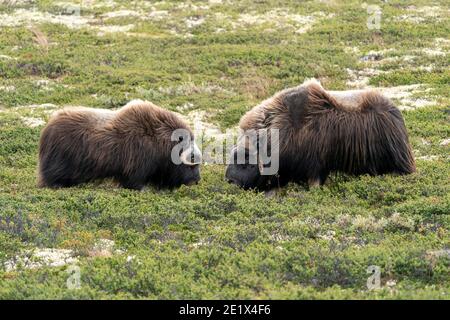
282;87;309;128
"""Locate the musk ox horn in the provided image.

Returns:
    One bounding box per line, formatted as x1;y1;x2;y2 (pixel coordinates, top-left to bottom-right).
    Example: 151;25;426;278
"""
180;142;202;166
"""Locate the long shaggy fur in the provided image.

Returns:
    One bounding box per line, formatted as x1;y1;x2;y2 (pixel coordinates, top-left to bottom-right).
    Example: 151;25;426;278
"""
38;100;200;189
228;79;416;189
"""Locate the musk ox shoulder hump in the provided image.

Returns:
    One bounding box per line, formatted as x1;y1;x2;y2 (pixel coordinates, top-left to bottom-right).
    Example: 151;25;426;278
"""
238;78;397;133
303;80;394;114
48;107;116;132
109;99;190;136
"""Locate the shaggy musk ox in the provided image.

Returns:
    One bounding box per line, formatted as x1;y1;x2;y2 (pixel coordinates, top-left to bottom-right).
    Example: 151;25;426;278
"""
38;100;202;190
226;79;416;190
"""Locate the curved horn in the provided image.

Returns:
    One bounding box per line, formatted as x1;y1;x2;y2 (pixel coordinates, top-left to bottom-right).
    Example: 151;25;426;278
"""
180;142;202;165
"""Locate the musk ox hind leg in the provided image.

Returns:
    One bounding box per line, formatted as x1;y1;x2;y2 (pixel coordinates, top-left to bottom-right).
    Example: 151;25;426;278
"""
38;145;78;188
38;118;84;188
38;161;77;188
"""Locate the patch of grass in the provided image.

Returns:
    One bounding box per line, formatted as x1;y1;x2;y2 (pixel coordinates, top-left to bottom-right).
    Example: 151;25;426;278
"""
0;0;448;299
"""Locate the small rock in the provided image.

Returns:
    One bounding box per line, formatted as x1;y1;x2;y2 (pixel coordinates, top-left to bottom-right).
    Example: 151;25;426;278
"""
0;85;15;92
426;249;450;259
360;52;383;61
425;249;450;268
416;155;439;161
88;239;115;258
318;230;336;241
386;280;397;287
5;248;77;271
21;116;45;128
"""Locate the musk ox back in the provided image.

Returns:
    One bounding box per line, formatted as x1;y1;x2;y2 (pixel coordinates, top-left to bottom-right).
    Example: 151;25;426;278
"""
38;100;201;190
225;79;416;190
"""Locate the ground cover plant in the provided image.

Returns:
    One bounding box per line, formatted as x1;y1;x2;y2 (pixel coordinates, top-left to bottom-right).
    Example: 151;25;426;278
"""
0;0;448;299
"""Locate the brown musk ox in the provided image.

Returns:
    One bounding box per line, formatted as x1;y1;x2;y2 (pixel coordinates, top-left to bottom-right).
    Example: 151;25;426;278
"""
225;79;416;190
38;100;202;190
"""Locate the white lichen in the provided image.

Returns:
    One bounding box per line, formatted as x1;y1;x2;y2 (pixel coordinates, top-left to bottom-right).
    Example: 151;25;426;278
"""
4;248;78;272
21;116;46;128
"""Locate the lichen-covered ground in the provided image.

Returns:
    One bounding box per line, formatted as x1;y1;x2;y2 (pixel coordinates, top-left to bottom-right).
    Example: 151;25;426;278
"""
0;0;449;299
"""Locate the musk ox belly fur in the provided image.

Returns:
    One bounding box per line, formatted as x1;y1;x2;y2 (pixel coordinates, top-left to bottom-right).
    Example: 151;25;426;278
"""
38;100;201;190
226;79;416;190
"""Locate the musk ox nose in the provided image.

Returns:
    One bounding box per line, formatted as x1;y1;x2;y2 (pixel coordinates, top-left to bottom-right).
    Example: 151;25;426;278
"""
185;180;197;186
186;175;200;186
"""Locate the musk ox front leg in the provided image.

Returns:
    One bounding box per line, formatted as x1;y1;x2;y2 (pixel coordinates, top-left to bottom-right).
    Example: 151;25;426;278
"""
118;166;149;190
308;178;322;188
118;176;146;190
307;170;329;188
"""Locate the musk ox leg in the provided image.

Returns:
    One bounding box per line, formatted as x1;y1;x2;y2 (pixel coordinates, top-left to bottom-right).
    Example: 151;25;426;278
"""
38;161;78;188
38;175;76;188
119;176;145;190
307;170;329;188
49;179;76;188
308;178;321;188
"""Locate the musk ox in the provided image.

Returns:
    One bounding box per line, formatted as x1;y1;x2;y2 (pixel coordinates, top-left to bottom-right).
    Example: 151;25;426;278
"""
225;79;416;190
38;100;202;190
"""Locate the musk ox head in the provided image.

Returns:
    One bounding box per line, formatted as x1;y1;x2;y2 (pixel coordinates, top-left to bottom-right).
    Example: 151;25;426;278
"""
38;100;202;190
169;128;202;187
226;79;415;190
225;130;280;190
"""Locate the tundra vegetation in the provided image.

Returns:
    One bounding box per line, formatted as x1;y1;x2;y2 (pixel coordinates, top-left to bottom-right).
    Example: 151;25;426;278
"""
0;0;448;299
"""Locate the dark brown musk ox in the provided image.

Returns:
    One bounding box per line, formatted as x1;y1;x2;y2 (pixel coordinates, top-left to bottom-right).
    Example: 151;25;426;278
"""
225;79;416;190
38;100;202;190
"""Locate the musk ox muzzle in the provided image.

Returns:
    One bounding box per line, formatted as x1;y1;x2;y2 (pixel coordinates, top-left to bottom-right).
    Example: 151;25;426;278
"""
38;100;201;190
226;79;416;190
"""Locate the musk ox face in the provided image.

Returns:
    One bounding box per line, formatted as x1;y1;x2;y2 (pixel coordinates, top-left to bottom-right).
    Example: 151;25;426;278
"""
226;79;416;190
38;100;202;190
225;147;263;189
163;162;201;188
225;133;279;190
167;131;202;187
